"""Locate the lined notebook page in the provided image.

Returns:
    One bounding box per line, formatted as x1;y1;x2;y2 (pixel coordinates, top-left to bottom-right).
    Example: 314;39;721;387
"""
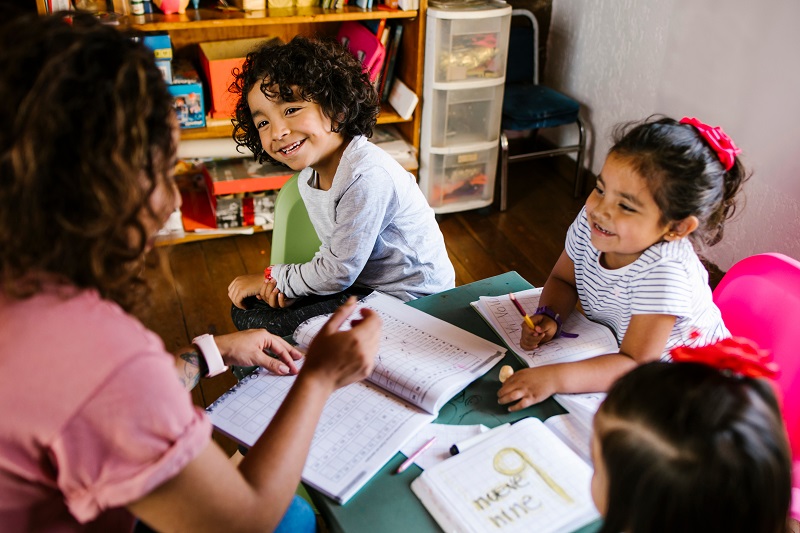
471;289;618;367
207;364;434;504
294;292;505;413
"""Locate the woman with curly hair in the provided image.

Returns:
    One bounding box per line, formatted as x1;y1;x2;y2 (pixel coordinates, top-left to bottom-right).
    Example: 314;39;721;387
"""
227;36;455;336
0;13;381;532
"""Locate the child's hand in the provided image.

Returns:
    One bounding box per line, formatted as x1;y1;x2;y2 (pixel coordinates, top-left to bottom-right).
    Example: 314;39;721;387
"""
520;314;558;350
497;366;561;411
214;329;304;375
260;279;297;309
228;274;268;309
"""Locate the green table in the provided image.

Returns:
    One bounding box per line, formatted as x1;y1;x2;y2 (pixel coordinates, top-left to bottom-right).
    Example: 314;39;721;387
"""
307;272;600;533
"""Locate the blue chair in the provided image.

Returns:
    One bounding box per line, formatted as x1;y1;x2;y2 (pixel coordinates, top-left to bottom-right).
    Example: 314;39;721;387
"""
270;172;321;265
498;8;587;210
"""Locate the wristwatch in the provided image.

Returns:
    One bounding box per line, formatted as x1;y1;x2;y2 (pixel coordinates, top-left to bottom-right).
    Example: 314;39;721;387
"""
533;306;579;338
192;334;228;378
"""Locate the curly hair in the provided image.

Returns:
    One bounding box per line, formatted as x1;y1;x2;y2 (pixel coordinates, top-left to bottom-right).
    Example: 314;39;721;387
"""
0;13;176;311
596;362;791;533
610;115;750;248
231;35;380;164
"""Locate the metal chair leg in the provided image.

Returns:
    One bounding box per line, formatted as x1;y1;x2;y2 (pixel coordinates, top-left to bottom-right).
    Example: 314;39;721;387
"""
573;116;586;198
500;132;509;211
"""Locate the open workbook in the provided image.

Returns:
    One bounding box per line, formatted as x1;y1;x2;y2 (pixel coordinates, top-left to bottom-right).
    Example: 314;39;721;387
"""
207;292;505;504
411;417;600;533
471;288;618;368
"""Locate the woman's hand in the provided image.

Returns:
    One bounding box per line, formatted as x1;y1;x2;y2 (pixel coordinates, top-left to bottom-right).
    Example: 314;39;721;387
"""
302;297;381;390
214;330;303;375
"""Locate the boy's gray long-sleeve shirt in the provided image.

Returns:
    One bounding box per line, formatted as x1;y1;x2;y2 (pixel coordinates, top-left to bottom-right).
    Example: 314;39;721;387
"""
271;135;455;301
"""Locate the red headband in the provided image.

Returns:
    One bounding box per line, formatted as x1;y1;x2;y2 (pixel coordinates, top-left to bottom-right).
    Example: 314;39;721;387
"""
670;336;779;379
680;117;742;171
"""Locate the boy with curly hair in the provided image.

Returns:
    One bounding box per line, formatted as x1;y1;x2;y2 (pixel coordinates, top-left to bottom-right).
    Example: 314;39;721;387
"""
228;36;454;336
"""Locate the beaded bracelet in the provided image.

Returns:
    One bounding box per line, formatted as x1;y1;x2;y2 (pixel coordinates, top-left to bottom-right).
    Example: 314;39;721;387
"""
264;266;273;282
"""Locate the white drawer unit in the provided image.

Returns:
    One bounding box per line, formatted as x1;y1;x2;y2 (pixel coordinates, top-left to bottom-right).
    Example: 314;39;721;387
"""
419;2;511;213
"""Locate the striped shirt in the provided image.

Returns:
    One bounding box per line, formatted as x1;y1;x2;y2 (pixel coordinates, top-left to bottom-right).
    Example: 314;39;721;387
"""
566;207;729;359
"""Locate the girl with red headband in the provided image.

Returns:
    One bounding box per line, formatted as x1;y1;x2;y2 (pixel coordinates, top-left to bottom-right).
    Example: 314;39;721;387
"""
499;115;749;410
592;338;790;533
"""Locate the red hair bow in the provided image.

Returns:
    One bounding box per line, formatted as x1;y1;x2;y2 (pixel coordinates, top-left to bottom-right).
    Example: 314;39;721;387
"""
680;117;742;171
670;336;780;379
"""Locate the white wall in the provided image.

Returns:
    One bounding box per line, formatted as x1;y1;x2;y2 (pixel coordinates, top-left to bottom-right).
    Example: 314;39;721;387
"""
544;0;800;269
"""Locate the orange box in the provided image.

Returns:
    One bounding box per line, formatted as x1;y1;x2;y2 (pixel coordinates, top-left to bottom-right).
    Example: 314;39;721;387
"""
199;37;281;119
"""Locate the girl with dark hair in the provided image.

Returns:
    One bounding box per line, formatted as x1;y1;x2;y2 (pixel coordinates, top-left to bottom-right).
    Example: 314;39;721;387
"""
227;36;455;337
499;116;749;410
592;339;790;533
0;13;381;532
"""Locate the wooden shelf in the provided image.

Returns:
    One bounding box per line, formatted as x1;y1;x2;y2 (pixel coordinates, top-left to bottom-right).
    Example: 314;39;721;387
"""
181;103;407;140
155;225;270;247
121;6;417;31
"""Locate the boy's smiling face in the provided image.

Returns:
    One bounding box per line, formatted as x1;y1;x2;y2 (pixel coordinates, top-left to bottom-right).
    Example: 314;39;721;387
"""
247;82;346;185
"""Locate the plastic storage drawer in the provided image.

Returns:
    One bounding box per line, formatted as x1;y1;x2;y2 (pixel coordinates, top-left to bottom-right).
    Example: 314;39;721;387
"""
429;9;511;83
429;84;504;148
422;145;498;209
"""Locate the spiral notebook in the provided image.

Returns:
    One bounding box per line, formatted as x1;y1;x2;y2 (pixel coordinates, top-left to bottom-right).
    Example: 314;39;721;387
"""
206;292;505;504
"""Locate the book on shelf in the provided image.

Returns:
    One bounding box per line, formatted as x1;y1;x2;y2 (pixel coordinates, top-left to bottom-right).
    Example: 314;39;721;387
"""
379;21;404;102
337;21;386;84
411;417;600;533
175;159;282;231
387;78;418;120
370;125;418;171
470;288;618;369
206;292;506;504
202;158;293;196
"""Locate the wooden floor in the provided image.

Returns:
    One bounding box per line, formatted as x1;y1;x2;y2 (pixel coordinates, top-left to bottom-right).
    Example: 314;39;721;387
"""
136;157;589;453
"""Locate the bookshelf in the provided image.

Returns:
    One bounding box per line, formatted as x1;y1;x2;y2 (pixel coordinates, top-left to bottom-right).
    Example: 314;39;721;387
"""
39;2;427;243
39;4;427;153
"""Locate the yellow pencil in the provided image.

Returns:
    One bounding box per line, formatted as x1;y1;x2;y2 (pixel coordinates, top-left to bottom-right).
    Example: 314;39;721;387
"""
509;292;535;329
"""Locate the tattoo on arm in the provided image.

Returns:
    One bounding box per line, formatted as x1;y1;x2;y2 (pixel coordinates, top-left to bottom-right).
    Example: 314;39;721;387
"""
179;349;207;391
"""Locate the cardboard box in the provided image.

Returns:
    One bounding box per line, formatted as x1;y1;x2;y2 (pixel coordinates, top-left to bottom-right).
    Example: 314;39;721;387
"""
142;32;173;60
168;61;205;129
142;32;173;84
199;37;281;119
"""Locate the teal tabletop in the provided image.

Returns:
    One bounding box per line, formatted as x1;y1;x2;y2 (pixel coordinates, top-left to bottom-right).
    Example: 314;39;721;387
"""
306;272;601;533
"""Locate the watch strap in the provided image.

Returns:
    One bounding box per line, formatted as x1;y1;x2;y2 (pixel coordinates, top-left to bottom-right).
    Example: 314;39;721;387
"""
192;334;228;378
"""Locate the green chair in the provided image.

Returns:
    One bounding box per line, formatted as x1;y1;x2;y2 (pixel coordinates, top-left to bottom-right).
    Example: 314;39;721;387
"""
270;172;321;265
231;172;320;383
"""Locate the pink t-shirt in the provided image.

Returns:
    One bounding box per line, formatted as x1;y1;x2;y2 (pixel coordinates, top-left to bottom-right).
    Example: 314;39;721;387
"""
0;287;212;532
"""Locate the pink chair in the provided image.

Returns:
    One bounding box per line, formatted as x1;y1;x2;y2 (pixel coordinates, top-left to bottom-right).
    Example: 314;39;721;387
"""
713;253;800;519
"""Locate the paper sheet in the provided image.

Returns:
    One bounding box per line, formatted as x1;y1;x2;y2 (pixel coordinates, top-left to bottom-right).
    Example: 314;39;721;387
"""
399;423;488;471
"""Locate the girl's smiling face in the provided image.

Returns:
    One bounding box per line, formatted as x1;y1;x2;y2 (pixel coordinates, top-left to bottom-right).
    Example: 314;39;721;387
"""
247;82;346;184
584;153;672;269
